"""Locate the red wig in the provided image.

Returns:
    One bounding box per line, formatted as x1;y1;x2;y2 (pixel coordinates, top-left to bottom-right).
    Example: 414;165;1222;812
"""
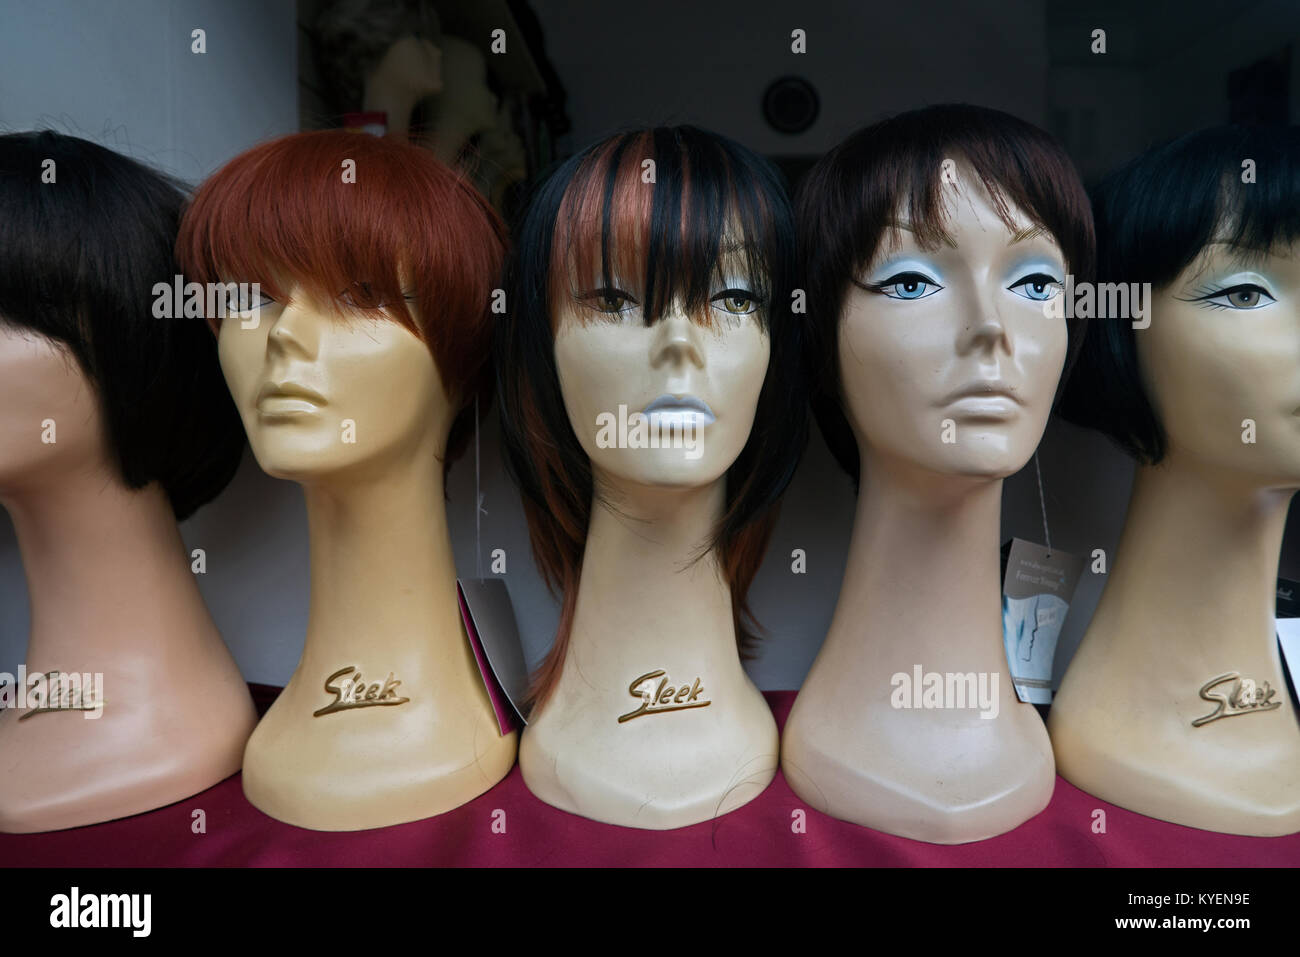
176;130;507;465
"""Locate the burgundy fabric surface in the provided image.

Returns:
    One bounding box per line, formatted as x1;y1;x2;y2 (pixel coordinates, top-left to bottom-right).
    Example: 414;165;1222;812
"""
3;689;1298;867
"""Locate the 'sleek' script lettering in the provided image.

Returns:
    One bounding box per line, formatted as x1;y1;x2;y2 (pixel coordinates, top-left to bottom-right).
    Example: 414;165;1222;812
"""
617;669;710;723
313;665;409;717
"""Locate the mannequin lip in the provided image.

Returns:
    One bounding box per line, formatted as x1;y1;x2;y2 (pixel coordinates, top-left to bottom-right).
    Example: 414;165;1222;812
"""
256;380;327;415
642;393;716;426
940;382;1024;406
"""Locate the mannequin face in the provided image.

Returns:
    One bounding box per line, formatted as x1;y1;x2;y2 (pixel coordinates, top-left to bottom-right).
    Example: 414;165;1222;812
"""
0;324;109;499
553;251;770;489
217;286;451;484
1138;239;1300;482
839;166;1068;478
373;34;443;96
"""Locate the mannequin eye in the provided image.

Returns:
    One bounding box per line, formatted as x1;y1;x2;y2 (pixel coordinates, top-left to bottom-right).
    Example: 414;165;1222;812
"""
710;289;762;317
579;287;638;316
859;271;943;300
1007;273;1063;302
338;282;389;310
224;286;275;313
1190;283;1276;310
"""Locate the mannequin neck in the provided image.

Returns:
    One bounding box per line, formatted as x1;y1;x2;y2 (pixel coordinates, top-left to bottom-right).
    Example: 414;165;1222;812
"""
4;471;214;667
832;448;1006;669
564;476;736;682
1093;454;1291;669
297;450;463;679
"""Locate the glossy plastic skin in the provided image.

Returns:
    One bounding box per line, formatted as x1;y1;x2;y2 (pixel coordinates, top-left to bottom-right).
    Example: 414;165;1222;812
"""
518;272;779;829
782;167;1063;843
0;329;256;833
220;293;516;831
1049;241;1300;836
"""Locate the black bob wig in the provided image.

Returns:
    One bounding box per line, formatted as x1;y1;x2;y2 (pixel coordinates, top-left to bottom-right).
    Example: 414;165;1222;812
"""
0;131;243;519
1059;124;1300;463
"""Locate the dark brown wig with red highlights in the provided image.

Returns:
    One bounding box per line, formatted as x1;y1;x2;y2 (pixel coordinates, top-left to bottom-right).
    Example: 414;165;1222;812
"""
796;103;1096;486
176;130;506;466
498;126;806;712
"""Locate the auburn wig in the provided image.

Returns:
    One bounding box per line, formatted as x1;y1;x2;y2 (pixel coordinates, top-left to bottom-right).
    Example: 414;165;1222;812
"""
176;130;506;466
796;103;1096;486
497;125;806;710
0;130;242;520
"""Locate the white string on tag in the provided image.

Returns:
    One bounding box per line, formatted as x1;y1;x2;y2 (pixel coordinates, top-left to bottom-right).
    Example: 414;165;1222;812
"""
1033;450;1051;557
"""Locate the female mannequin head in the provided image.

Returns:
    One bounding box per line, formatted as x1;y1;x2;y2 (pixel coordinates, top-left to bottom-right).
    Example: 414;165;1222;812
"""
798;104;1094;486
176;130;505;485
0;130;242;518
1061;124;1300;482
315;0;443;116
498;125;805;708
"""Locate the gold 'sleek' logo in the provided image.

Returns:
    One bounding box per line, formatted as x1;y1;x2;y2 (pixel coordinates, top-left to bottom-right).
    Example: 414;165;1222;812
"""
1191;672;1281;727
617;669;710;723
313;665;410;717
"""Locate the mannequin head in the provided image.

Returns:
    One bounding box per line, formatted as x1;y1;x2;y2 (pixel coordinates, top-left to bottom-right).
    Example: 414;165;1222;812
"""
798;104;1094;486
498;125;805;707
315;0;443;115
0;131;242;519
1061;125;1300;483
176;130;505;484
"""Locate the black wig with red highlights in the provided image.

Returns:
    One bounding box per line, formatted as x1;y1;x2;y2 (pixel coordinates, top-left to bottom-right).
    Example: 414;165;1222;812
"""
497;126;806;710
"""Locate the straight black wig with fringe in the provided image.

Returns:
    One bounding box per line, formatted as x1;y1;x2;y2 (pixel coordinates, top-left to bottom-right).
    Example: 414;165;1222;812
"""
796;103;1095;487
0;131;243;519
1059;124;1300;463
496;125;806;710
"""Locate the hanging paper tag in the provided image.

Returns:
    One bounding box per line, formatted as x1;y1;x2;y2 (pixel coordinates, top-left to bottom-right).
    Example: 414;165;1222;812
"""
456;578;529;733
1000;538;1083;704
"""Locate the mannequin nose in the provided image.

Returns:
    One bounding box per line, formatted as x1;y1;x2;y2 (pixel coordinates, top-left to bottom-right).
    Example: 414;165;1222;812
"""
651;306;705;369
266;291;319;357
962;294;1012;355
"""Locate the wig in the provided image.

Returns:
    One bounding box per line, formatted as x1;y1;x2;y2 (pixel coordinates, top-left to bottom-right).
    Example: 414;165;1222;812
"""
176;129;507;469
1059;124;1300;463
0;130;242;520
497;125;806;710
796;103;1096;486
314;0;443;115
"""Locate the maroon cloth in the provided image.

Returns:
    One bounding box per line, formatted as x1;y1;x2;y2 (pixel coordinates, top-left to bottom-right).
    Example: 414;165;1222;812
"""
3;690;1298;867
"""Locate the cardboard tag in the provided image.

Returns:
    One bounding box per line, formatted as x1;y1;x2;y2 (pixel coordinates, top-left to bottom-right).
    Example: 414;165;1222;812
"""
1000;538;1083;704
456;578;529;733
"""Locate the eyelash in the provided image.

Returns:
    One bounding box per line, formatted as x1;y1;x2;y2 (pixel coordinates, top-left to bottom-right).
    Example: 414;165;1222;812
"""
855;270;1063;302
224;284;416;314
855;271;942;300
1183;282;1276;311
577;286;766;320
